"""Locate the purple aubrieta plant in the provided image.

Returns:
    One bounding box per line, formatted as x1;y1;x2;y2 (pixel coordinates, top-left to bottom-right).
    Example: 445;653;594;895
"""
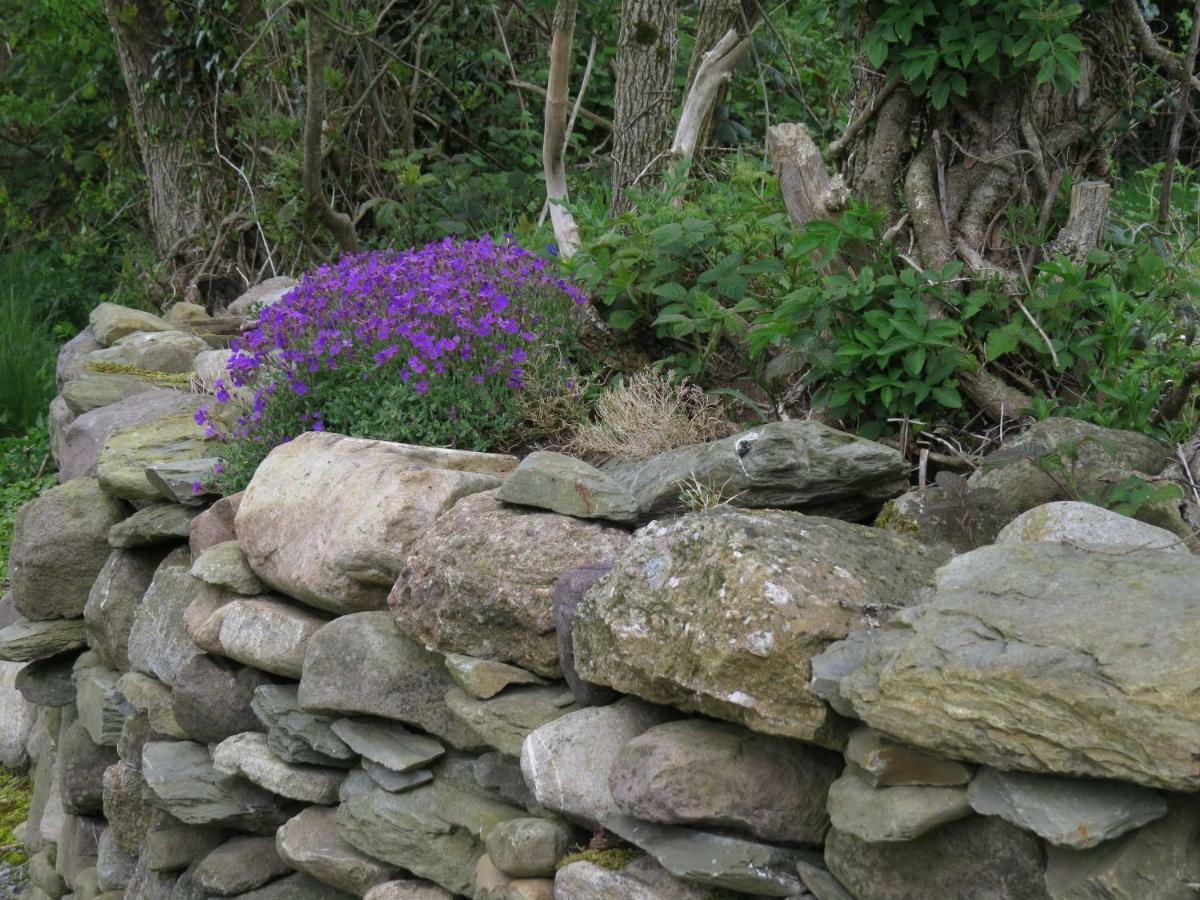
196;236;585;464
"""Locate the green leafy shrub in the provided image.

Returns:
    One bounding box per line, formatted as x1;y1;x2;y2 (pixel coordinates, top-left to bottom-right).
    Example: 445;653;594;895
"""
0;427;56;589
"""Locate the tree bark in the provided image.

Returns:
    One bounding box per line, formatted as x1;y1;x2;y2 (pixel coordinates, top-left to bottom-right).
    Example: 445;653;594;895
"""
303;2;359;255
610;0;679;214
543;0;582;258
683;0;756;161
101;0;210;265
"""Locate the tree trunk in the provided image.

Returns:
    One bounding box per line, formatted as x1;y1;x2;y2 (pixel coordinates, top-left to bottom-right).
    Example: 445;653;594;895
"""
683;0;757;162
610;0;679;215
543;0;582;258
101;0;211;266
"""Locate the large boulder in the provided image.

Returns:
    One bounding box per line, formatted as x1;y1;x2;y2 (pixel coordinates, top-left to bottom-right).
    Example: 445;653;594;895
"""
336;781;525;896
89;302;171;345
608;718;839;844
573;508;948;747
84;547;169;670
127;547;201;686
276;806;398;896
235;432;513;614
298;611;479;748
57;326;102;386
96;414;215;505
61;371;163;414
140;740;291;832
226;276;297;317
996;500;1184;552
826;542;1200;790
9;478;127;620
520;698;676;827
604;419;909;522
215;597;328;677
171;654;274;745
391;491;630;678
83;330;209;374
497;452;640;522
193;835;290;896
825;816;1049;900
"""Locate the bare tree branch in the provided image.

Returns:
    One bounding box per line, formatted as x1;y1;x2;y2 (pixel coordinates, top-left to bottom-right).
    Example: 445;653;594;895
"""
543;0;582;258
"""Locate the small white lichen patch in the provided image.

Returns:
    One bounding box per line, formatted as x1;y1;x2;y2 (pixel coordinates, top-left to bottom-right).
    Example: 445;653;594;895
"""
764;581;792;606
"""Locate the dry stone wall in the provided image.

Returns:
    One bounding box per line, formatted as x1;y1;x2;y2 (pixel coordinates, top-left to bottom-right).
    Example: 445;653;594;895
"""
3;297;1200;899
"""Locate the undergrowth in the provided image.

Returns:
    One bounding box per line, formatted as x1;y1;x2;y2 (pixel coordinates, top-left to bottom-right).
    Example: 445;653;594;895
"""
0;428;56;590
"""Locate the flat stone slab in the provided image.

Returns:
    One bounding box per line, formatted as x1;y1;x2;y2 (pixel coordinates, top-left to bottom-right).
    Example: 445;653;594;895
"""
363;761;433;793
445;685;577;757
844;726;972;787
251;683;356;767
600;812;818;897
997;500;1185;553
0;618;88;662
330;718;444;773
76;665;134;747
827;768;972;843
212;732;344;804
444;654;546;700
497;451;640;521
967;767;1167;849
276;806;398;896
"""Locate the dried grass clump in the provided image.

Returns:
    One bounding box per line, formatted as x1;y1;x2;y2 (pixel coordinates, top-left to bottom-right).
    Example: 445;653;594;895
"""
498;364;593;452
566;369;736;461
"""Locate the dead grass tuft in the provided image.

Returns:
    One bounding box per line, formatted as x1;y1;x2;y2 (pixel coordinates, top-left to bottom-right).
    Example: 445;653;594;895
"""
566;369;736;462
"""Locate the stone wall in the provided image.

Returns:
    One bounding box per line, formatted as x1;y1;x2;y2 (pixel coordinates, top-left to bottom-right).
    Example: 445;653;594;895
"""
4;299;1200;899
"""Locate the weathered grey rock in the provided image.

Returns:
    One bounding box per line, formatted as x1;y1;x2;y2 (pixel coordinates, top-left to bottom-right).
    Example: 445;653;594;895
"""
126;849;179;898
997;499;1185;552
831;542;1200;790
604;420;909;522
164;301;209;326
215;597;328;677
879;418;1174;551
117;710;162;770
102;762;156;854
108;503;197;549
484;818;572;878
967;767;1167;849
824;816;1050;900
59;719;119;814
520;698;676;827
235;431;509;614
609;718;839;844
0;658;35;766
212;731;344;804
173;654;271;744
444;654;545;700
189;492;241;557
61;373;161;415
182;585;238;655
61;392;206;484
844;726;972;787
250;683;354;767
145;458;221;506
600;813;817;897
29;846;67;896
392;491;630;678
74;667;130;750
226;276;297;318
127;548;201;687
97;415;215;505
796;861;856;900
83;330;209;374
141;740;291;832
474;752;537;812
339;767;377;802
363;879;454;900
277;806;398;896
143;810;226;872
117;672;186;740
10;478;127;620
17;653;78;706
498;451;639;521
473;854;554;900
96;827;136;892
574;508;947;747
336;782;525;896
56;813;104;888
84;547;168;670
190;541;265;595
58;326;102;387
89;302;171;345
194;836;290;896
552;857;710;900
0;617;88;662
1043;798;1200;899
330;718;443;772
446;686;576;757
298;611;480;747
827;768;971;843
363;761;433;793
228;872;357;899
50;393;77;476
553;562;618;707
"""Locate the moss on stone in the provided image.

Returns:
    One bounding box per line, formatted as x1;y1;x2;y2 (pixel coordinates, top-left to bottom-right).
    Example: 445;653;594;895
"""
556;846;644;871
84;360;192;386
873;499;918;534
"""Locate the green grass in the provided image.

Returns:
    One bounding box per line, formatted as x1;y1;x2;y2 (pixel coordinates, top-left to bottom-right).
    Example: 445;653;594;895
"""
0;255;60;438
0;767;32;866
0;428;56;590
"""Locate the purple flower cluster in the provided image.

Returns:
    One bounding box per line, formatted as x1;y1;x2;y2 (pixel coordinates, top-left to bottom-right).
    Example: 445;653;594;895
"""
196;236;585;446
